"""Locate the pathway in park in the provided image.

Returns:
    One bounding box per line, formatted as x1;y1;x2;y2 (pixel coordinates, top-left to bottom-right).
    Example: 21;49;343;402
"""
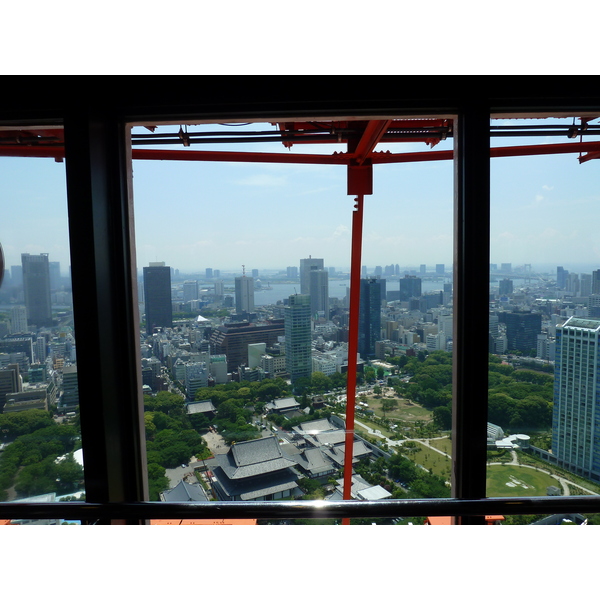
355;420;599;497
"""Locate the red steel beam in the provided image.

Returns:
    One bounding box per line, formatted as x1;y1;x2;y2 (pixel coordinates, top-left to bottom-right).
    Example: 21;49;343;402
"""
352;120;394;165
3;142;600;164
342;194;364;525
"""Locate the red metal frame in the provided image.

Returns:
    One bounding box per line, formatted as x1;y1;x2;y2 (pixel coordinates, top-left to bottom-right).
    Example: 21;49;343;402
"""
2;118;600;523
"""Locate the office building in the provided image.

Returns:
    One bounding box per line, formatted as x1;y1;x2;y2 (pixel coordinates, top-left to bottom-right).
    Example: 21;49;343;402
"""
182;280;199;303
309;268;329;318
184;361;208;401
143;262;172;335
553;316;600;481
10;306;28;335
299;257;324;295
498;278;513;296
358;278;381;359
205;268;213;279
592;269;600;295
210;319;285;372
286;266;298;279
10;265;23;287
21;253;52;327
503;311;542;354
235;275;255;314
557;266;567;290
0;364;22;413
436;264;445;276
214;280;224;299
49;261;61;290
61;364;79;409
580;273;592;298
284;294;312;384
399;275;422;301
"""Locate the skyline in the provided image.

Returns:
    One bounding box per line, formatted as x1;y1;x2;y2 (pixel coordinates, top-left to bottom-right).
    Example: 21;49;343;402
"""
2;118;600;276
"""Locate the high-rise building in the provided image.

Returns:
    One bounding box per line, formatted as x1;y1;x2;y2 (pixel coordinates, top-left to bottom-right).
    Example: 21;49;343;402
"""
61;364;79;409
235;276;255;314
420;264;426;275
557;266;567;290
309;268;328;318
501;263;512;273
21;253;52;327
10;265;23;287
143;262;172;335
358;278;381;359
284;294;312;384
251;269;259;279
498;278;513;296
436;264;445;276
286;266;298;279
580;273;592;297
49;261;61;290
503;311;542;354
592;269;600;295
300;257;324;295
399;275;422;301
10;306;28;334
552;316;600;481
0;364;22;413
205;268;213;279
183;280;199;303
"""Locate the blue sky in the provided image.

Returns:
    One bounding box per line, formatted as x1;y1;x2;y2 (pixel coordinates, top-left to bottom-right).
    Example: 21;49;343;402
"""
2;117;600;279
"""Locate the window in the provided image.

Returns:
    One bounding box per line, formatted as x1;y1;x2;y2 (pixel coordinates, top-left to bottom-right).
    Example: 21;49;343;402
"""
0;134;85;519
2;78;600;527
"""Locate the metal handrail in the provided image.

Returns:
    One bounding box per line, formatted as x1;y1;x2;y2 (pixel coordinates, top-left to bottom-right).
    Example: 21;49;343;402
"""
2;495;600;522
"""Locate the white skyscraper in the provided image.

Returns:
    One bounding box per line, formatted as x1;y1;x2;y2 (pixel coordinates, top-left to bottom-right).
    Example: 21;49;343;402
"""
299;257;324;295
10;306;28;334
235;276;255;314
553;316;600;481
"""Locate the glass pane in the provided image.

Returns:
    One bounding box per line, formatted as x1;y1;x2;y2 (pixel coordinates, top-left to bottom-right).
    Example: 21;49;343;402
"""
0;128;85;523
488;115;600;509
129;117;454;520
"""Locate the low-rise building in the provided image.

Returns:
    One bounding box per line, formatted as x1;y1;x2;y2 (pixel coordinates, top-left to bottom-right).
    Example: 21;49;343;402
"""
211;436;301;501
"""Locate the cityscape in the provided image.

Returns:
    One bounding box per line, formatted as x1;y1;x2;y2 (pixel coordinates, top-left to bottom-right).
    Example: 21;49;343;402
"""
2;249;600;524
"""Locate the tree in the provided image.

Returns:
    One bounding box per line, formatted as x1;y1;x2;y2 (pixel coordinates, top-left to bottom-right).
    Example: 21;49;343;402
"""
310;372;332;394
433;405;452;430
381;397;398;416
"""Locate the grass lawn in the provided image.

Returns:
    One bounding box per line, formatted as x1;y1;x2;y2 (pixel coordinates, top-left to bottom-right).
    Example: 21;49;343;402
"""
428;437;452;456
363;394;432;422
486;464;560;497
409;443;452;479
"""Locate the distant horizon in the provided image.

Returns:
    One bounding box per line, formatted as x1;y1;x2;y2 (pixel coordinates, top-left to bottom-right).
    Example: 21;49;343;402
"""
5;259;600;282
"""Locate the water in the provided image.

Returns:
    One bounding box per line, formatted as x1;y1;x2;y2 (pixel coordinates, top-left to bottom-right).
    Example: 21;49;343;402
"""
253;279;450;306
